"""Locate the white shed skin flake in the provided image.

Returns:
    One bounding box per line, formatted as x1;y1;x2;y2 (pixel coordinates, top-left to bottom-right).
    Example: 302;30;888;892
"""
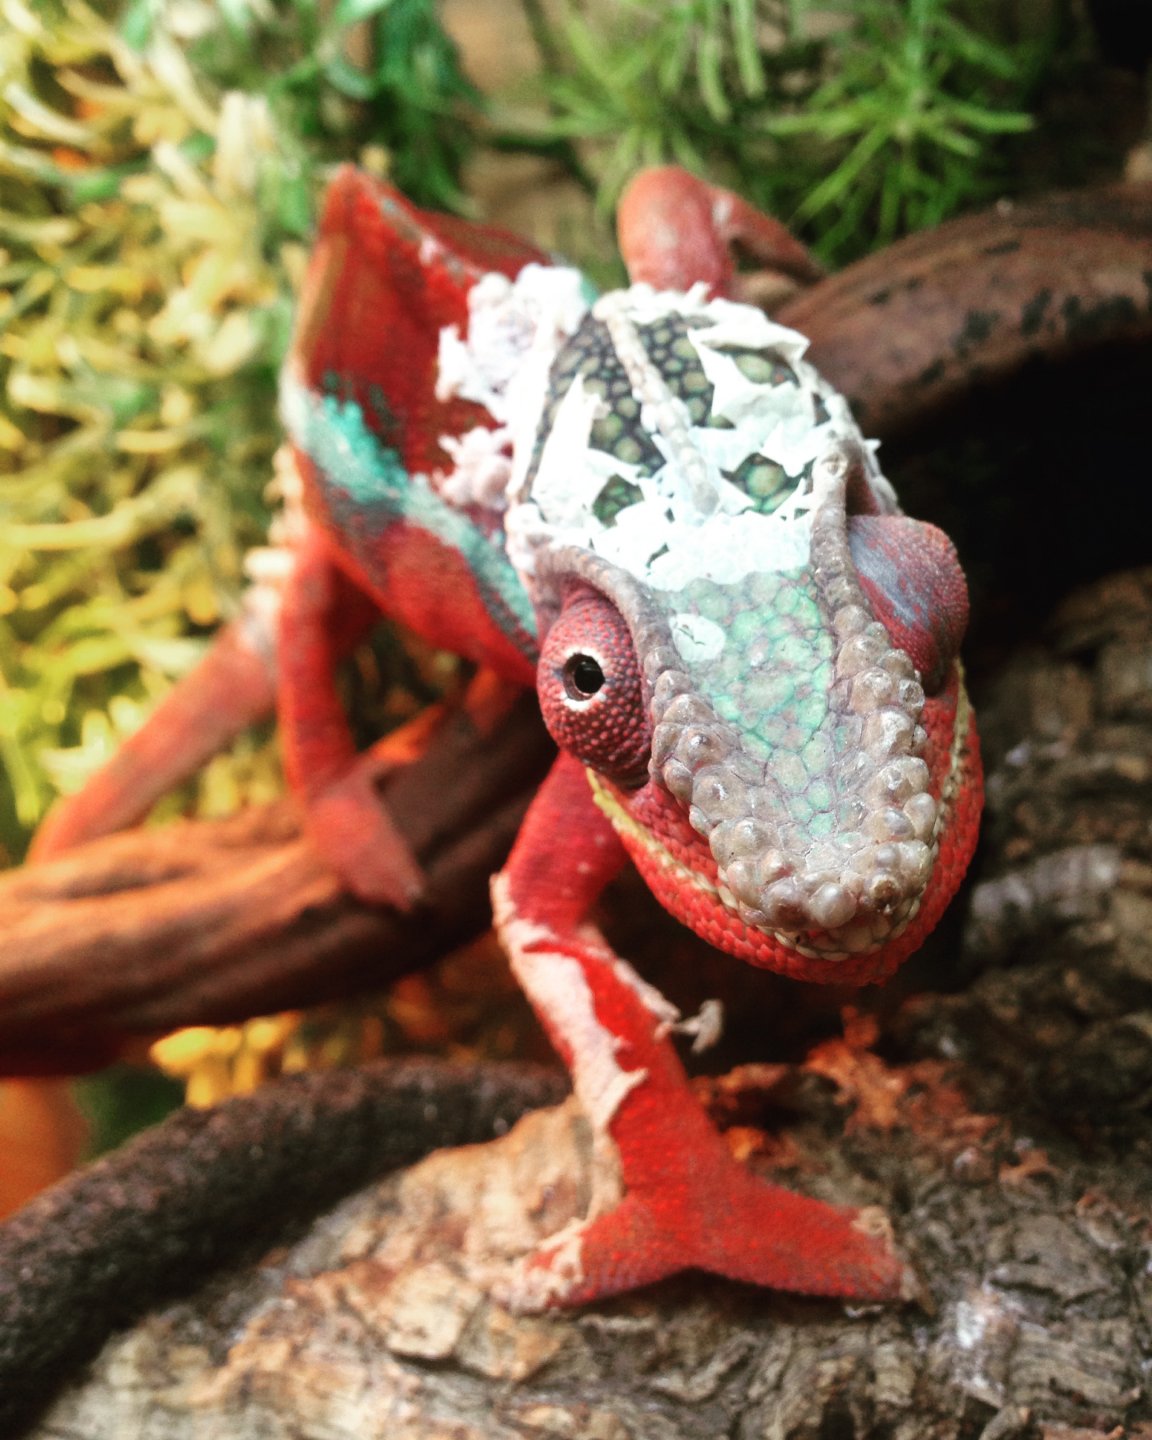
435;425;514;510
670;612;727;663
435;274;892;602
437;264;591;429
484;283;887;598
491;876;669;1306
491;877;647;1136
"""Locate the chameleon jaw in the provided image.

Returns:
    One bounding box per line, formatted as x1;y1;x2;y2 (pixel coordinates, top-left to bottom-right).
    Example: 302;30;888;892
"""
588;667;972;968
638;452;973;955
587;767;923;964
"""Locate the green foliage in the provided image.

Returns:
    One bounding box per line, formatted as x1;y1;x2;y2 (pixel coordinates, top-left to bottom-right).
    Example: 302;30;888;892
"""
0;2;294;856
518;0;818;194
0;0;481;861
763;0;1043;258
74;1063;185;1157
518;0;1053;264
0;0;1073;863
118;0;481;211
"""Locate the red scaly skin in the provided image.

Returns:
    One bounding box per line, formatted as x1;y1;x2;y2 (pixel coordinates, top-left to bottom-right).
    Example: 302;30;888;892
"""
495;753;911;1308
32;170;544;881
33;166;984;1311
597;668;981;987
499;515;979;1306
275;172;545;904
493;170;981;1309
617;165;826;297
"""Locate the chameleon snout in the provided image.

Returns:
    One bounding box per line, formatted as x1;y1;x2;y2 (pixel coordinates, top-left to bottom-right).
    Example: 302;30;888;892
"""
643;517;969;959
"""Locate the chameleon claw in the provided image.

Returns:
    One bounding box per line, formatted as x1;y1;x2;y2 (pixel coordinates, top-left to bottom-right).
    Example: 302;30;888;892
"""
496;1203;678;1313
306;769;426;910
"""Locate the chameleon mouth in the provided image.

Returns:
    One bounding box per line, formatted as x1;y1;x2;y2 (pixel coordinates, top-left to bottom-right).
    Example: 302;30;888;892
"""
589;672;970;964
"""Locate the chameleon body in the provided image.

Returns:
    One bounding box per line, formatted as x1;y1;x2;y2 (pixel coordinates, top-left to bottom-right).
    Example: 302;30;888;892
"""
40;167;984;1308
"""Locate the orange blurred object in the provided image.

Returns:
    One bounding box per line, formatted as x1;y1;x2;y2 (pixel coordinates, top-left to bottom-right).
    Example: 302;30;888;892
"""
0;1080;88;1218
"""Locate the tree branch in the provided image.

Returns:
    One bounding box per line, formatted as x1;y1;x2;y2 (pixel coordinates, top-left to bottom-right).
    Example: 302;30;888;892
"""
0;678;553;1074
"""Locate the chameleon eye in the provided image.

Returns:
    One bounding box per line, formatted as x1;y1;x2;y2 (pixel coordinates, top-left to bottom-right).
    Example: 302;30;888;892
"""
563;653;605;699
848;515;969;695
538;586;651;787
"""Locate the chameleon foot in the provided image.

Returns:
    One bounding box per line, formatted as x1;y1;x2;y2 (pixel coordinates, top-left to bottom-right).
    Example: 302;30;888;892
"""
500;1144;911;1312
306;767;425;909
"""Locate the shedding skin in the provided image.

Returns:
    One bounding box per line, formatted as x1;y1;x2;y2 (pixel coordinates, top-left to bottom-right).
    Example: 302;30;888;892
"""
494;755;910;1308
32;166;983;1309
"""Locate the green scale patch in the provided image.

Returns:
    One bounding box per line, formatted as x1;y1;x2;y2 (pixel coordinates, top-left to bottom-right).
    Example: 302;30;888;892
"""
709;346;812;516
633;315;717;428
527;311;724;526
712;345;799;388
592;475;645;525
671;571;860;838
527;306;818;533
725;455;807;515
524;315;665;495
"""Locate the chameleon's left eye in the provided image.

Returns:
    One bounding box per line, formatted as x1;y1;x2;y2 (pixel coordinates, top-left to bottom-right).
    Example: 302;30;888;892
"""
538;586;650;788
563;653;605;698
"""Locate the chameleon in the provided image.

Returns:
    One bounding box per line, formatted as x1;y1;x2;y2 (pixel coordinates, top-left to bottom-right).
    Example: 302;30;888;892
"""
34;165;982;1310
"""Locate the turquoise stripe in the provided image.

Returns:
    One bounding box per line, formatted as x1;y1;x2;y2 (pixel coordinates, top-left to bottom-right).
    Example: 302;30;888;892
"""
280;374;536;651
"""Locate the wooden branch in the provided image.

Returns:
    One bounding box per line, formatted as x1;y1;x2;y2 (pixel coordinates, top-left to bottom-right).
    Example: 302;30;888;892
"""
782;184;1152;438
0;678;554;1074
0;1060;568;1438
7;567;1152;1438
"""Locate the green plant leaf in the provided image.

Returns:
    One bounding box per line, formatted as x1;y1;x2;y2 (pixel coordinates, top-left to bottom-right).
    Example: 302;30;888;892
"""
329;0;397;27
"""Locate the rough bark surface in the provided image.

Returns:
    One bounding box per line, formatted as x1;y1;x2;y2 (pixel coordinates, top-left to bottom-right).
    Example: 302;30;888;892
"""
780;185;1152;438
11;567;1152;1439
5;181;1152;1436
0;681;553;1073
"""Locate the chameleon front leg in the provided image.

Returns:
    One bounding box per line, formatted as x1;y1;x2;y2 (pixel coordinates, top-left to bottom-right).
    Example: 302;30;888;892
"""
492;753;911;1311
278;525;425;908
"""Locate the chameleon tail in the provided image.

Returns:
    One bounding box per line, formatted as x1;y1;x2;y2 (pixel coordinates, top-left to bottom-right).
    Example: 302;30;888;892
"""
30;612;279;862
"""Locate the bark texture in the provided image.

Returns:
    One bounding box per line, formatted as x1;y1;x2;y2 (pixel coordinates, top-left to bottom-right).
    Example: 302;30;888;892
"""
0;679;552;1074
8;567;1152;1439
782;185;1152;438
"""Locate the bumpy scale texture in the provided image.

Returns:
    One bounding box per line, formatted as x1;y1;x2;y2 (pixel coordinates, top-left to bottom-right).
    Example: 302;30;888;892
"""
32;168;985;1314
441;269;977;968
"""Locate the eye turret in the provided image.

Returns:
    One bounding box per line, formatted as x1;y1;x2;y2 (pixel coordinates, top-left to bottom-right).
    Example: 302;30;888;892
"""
537;586;651;788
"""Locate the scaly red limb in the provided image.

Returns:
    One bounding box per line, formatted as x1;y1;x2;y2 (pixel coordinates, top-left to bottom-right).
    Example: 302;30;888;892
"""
277;527;426;909
31;617;279;861
492;753;911;1311
618;166;824;300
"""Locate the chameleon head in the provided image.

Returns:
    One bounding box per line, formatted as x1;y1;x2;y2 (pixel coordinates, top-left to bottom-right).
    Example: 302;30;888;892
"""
507;282;981;983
